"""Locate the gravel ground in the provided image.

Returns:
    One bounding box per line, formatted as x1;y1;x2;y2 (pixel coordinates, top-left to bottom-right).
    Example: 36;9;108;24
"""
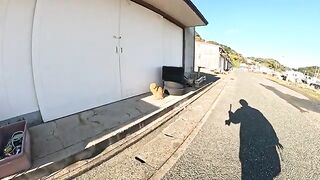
163;71;320;180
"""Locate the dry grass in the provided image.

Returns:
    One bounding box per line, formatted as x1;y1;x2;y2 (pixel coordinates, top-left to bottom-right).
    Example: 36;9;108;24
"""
266;76;320;102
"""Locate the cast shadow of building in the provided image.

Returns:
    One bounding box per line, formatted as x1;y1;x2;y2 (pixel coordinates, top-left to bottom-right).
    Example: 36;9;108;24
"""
260;83;320;113
226;99;283;180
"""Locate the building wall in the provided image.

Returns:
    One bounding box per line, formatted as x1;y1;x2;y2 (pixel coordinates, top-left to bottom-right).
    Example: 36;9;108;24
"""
0;0;187;123
32;0;126;121
286;71;305;83
163;19;183;67
0;0;39;121
194;41;221;71
224;58;232;71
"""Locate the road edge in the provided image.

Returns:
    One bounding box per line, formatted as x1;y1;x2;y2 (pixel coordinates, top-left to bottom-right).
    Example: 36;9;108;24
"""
149;79;228;180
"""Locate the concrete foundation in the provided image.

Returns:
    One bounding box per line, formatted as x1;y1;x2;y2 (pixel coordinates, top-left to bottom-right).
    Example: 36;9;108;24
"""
0;111;42;128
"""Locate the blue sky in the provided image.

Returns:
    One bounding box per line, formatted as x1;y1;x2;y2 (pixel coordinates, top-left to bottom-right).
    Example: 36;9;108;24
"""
192;0;320;68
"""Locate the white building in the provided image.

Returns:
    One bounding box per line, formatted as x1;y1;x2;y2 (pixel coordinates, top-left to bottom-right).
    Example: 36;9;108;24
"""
306;76;320;86
285;70;305;83
260;66;274;75
194;40;232;73
240;63;249;71
0;0;207;123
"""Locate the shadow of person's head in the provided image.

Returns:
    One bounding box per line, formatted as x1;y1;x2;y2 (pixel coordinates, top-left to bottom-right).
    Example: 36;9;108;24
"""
239;99;248;107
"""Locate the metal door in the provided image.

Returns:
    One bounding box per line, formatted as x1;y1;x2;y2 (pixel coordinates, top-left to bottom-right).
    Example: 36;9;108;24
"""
0;0;39;121
32;0;122;121
119;0;164;98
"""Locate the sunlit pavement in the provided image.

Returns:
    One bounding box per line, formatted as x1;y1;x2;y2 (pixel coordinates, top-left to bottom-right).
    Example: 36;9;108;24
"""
163;71;320;180
76;71;320;180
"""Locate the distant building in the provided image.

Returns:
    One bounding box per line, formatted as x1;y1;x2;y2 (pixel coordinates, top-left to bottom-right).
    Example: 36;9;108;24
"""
260;66;274;75
245;58;255;65
304;76;320;85
240;63;248;71
285;70;305;83
194;40;232;73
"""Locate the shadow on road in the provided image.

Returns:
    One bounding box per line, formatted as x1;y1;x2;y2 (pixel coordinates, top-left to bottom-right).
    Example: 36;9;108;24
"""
260;84;320;113
226;99;283;180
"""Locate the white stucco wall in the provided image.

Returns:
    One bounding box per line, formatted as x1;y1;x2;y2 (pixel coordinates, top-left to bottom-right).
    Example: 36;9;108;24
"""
163;19;183;67
194;41;221;71
0;0;39;121
0;0;185;122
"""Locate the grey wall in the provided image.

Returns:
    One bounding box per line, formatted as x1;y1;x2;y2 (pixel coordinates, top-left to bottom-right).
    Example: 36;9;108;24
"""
183;27;195;73
0;111;43;128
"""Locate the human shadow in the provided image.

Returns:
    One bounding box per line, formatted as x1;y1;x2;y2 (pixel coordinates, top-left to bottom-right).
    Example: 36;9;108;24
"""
260;84;320;113
226;99;283;180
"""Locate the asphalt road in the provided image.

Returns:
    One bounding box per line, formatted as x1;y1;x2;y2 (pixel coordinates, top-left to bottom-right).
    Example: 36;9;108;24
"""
163;71;320;180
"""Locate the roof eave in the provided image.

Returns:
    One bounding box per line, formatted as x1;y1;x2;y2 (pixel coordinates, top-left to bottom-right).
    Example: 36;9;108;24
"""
183;0;208;26
133;0;208;28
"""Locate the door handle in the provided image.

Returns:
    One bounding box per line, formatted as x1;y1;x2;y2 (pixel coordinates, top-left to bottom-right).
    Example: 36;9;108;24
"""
116;46;119;53
120;47;123;53
113;35;122;39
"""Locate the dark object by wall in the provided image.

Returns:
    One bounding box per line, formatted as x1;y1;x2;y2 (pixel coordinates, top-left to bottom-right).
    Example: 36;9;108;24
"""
162;66;185;84
164;86;185;96
164;81;184;89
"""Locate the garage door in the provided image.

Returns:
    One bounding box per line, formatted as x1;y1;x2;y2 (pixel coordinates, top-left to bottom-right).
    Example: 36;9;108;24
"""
32;0;184;122
0;0;39;121
119;0;164;98
32;0;122;122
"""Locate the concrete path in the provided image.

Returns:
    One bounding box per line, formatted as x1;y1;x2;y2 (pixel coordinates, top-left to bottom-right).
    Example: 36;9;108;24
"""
163;71;320;179
11;83;217;179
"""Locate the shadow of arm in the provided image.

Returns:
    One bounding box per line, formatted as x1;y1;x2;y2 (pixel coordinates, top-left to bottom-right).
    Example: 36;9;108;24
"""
225;110;241;126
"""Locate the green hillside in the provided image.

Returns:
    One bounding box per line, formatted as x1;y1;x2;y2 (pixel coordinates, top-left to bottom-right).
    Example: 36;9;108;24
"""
297;66;320;77
195;33;318;73
247;57;287;72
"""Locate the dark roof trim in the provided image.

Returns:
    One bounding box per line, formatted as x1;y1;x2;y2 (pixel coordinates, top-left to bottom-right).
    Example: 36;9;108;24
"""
183;0;209;26
131;0;185;28
131;0;208;28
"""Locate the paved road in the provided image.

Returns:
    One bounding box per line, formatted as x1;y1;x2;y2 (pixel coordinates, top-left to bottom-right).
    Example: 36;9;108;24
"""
163;71;320;180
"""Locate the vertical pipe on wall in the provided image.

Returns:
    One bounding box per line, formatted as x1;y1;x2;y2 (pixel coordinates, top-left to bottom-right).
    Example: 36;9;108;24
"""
182;28;185;70
183;27;195;73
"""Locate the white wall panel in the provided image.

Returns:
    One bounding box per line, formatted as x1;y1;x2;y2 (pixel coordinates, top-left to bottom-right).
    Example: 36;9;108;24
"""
163;19;183;67
195;41;220;71
0;0;38;121
119;0;164;98
32;0;122;121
